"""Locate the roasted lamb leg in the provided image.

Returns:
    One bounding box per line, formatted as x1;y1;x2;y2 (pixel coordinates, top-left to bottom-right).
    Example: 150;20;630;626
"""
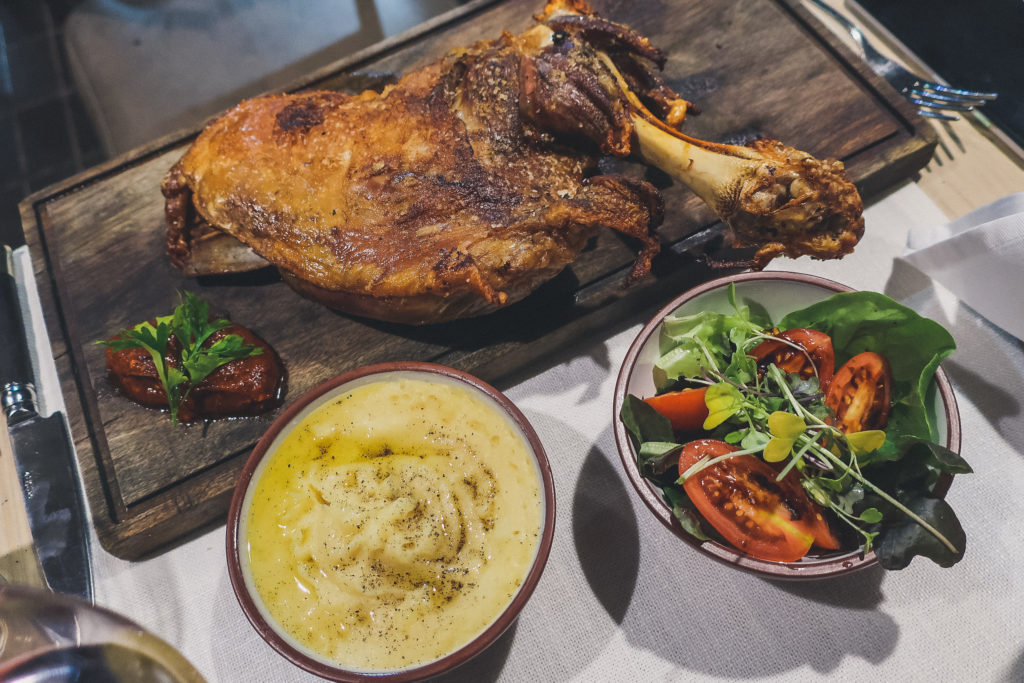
164;1;863;324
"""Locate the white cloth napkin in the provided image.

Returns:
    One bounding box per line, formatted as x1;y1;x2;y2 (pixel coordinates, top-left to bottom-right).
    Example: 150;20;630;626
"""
902;192;1024;340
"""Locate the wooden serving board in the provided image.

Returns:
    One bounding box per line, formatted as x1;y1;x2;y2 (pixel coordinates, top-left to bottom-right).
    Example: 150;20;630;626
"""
21;0;936;559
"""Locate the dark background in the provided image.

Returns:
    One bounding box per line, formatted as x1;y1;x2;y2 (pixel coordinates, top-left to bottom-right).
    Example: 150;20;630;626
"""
1;0;1021;249
0;0;466;249
855;0;1023;148
0;1;103;248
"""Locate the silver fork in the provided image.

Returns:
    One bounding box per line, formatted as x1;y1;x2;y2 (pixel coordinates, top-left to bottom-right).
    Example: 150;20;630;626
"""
807;0;997;121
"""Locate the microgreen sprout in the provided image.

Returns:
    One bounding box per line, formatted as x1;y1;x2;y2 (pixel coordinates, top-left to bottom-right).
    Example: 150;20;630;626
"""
621;284;969;569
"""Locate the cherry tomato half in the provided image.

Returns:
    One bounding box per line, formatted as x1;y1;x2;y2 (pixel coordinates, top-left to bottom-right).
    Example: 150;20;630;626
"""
644;387;709;432
678;439;838;561
750;328;835;392
826;351;893;433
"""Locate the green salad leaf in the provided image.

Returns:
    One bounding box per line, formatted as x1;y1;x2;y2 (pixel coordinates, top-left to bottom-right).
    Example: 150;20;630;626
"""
621;285;970;570
663;487;714;542
654;298;769;390
620;394;674;444
873;495;967;569
780;292;956;457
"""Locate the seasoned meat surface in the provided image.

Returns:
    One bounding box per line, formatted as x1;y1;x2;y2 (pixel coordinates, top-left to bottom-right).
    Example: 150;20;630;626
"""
164;1;863;324
164;28;663;324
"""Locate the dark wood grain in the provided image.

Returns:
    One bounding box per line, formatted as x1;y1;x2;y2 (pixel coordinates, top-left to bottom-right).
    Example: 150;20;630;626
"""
21;0;936;559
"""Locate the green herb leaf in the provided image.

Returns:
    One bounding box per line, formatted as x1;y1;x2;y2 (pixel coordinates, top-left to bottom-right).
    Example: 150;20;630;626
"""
663;486;713;542
703;382;743;429
620;395;675;445
173;291;227;352
637;441;684;478
723;347;758;386
848;430;887;457
740;429;770;451
765;411;806;462
183;333;263;387
874;495;966;569
858;507;883;524
163;366;189;423
96;291;262;424
724;429;746;444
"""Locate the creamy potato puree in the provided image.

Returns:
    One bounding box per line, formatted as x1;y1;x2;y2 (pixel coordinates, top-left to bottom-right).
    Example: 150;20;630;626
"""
243;377;543;672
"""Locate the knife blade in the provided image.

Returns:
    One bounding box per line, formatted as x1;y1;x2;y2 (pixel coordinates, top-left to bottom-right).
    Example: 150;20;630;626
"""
1;244;93;601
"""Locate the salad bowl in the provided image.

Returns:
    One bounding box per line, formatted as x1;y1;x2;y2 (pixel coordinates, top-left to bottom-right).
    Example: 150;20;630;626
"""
613;271;962;579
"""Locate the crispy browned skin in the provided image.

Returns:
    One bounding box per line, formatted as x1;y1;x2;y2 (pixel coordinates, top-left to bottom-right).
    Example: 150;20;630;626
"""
164;26;664;324
164;1;862;324
105;324;283;422
706;138;864;268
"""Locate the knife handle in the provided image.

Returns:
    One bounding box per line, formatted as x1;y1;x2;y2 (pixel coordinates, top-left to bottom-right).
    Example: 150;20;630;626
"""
1;245;38;419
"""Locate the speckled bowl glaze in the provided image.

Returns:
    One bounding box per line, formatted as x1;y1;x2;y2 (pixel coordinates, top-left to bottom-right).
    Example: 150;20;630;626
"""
227;361;555;681
613;271;961;580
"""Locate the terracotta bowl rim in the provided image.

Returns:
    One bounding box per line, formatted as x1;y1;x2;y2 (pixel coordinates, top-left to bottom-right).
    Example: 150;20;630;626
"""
226;361;556;680
612;271;961;580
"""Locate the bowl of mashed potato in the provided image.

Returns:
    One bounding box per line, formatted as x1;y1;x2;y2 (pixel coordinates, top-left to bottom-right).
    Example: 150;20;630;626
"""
227;362;555;681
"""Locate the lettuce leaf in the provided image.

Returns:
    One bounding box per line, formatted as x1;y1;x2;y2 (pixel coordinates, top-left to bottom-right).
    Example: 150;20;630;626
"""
654;299;769;389
619;394;674;446
873;495;967;569
629;288;966;569
779;292;956;457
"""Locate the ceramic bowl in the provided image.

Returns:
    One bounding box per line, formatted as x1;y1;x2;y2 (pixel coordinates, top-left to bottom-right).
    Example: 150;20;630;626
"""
612;271;961;579
227;362;555;681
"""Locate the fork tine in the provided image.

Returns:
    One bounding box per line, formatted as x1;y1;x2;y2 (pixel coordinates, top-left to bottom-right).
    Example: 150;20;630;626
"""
922;82;998;100
917;108;959;122
805;0;1000;114
910;88;989;106
909;94;976;112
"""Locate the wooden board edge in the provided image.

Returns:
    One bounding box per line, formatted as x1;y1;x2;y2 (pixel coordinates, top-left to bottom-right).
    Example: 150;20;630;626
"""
19;0;940;560
21;199;135;555
92;455;246;560
779;0;939;146
845;0;1024;167
778;0;938;193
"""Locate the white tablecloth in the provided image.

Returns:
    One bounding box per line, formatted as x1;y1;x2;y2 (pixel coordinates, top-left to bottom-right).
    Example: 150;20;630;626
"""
35;182;1024;681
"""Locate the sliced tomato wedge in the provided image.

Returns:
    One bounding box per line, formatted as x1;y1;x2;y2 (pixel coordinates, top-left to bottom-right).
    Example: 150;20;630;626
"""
826;351;893;433
750;328;835;392
644;387;709;432
800;485;840;551
678;439;838;561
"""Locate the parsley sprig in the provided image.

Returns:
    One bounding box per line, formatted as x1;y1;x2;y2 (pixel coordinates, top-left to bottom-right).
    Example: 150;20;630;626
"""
98;292;263;424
